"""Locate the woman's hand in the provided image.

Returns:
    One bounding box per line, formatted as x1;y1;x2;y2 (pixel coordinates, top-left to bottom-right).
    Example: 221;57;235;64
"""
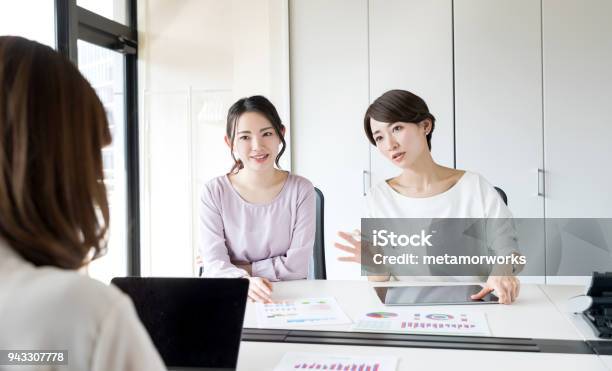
247;277;273;303
471;276;520;304
335;230;390;282
334;230;362;263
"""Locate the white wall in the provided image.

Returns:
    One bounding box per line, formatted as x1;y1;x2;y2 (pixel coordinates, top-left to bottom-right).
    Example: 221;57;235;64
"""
138;0;290;277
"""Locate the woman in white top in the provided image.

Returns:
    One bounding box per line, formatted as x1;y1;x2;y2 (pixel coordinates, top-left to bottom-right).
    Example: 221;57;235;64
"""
0;36;166;370
335;89;521;304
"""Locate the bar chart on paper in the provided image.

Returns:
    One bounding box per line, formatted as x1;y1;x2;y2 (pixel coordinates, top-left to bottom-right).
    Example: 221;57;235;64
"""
352;309;490;336
273;352;398;371
256;297;351;327
293;362;380;370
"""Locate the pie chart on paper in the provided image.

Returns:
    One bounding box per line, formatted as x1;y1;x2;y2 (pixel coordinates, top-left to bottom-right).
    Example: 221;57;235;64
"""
366;312;399;319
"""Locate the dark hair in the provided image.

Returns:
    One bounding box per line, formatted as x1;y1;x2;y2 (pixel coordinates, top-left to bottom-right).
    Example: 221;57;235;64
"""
226;95;286;174
0;36;111;269
364;89;436;150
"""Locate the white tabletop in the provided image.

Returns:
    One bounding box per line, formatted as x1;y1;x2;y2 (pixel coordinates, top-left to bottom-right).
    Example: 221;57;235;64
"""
539;284;601;340
243;280;587;340
238;280;607;370
598;356;612;371
237;341;606;371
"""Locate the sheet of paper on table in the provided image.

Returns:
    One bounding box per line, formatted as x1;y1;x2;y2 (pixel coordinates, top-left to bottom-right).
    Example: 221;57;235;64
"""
273;352;398;371
352;309;491;336
256;297;352;327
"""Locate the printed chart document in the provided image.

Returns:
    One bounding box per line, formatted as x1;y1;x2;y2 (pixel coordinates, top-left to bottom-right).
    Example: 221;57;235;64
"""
273;352;398;371
256;297;351;327
352;309;491;336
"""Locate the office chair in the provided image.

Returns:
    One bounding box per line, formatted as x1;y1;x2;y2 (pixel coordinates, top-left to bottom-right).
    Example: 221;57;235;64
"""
494;186;508;206
309;187;327;279
198;186;327;279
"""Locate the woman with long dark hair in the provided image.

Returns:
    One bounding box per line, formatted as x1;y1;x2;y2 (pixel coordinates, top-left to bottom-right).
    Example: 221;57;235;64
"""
198;95;315;303
0;36;165;370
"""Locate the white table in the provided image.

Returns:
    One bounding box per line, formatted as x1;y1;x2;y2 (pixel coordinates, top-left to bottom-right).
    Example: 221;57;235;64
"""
539;284;598;340
237;342;606;371
599;356;612;371
243;280;586;339
237;280;606;370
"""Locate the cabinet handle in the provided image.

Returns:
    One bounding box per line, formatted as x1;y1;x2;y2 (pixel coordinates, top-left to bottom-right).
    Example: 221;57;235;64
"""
537;168;545;197
362;170;368;196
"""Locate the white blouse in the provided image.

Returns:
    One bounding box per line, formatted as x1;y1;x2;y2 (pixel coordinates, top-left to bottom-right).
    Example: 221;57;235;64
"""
367;171;512;219
0;240;166;371
366;171;519;281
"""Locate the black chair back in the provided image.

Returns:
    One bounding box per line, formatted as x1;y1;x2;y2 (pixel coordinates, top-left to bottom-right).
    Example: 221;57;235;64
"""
309;187;327;279
494;186;508;206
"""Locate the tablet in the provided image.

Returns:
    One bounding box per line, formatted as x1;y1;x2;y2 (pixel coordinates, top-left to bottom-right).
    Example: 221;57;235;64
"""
374;285;499;306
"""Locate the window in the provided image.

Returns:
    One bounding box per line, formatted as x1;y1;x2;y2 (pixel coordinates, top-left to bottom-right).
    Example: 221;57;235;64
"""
1;1;138;281
77;0;128;25
0;0;55;47
54;0;140;282
78;40;128;283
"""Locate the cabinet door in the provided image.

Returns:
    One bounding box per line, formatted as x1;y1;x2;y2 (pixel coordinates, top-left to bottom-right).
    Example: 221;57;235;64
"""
454;0;545;282
454;0;543;218
543;0;612;283
368;0;455;186
543;0;612;218
290;0;370;279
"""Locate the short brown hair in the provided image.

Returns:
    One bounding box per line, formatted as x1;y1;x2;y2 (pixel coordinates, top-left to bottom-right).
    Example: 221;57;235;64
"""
364;89;436;150
0;36;111;269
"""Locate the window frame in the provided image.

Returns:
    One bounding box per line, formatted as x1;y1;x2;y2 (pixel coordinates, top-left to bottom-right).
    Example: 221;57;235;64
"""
55;0;141;276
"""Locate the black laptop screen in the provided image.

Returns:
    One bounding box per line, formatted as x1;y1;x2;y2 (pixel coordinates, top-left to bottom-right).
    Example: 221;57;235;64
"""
112;277;249;368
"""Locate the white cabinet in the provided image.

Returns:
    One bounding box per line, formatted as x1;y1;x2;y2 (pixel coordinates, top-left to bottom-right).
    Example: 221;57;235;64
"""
368;0;455;186
290;0;612;280
289;0;370;279
453;0;545;281
290;0;455;279
542;0;612;219
450;0;612;282
542;0;612;283
454;0;543;219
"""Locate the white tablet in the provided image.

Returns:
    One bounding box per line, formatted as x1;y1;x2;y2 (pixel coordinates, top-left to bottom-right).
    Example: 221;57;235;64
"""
374;285;499;306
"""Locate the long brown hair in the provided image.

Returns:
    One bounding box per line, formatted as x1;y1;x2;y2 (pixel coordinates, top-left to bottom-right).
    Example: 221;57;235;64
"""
0;36;111;269
226;95;286;174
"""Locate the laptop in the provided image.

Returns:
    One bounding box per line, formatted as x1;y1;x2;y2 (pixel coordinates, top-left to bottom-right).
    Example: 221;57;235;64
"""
111;277;249;371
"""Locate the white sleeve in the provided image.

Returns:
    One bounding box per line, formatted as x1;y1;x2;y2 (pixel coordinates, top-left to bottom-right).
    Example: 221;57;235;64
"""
91;295;167;371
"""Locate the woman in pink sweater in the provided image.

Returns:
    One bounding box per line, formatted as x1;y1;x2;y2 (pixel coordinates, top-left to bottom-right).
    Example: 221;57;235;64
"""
198;96;316;303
